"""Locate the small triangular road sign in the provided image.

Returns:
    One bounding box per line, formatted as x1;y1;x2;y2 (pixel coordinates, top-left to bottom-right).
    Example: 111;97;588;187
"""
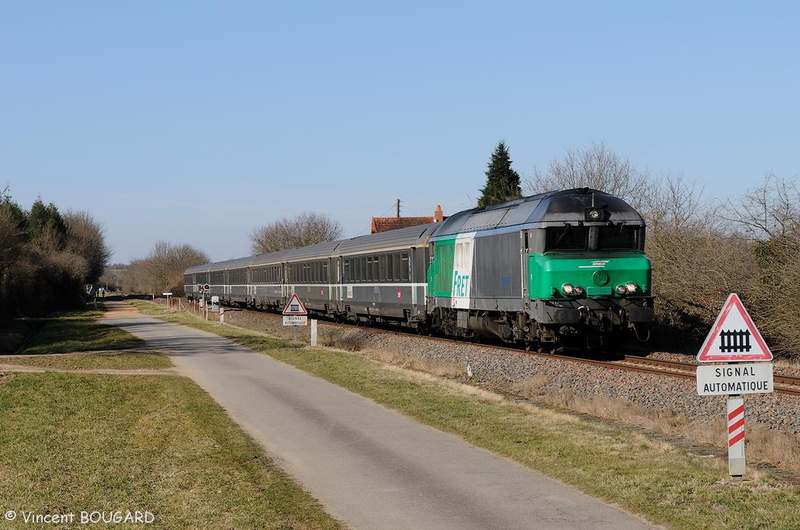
282;293;307;315
697;293;772;362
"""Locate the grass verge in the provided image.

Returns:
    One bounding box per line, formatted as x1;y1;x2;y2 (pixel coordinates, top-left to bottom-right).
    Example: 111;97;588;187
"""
2;309;144;355
0;350;172;371
132;301;800;529
0;372;343;529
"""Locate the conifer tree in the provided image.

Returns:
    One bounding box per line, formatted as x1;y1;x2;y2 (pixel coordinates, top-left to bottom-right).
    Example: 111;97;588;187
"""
477;141;522;208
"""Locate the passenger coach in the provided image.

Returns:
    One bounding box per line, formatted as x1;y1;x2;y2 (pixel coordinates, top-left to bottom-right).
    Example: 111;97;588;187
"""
185;224;437;328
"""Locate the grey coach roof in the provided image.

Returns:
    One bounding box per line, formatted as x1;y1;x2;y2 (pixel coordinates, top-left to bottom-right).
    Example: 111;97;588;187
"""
186;223;439;274
335;224;438;255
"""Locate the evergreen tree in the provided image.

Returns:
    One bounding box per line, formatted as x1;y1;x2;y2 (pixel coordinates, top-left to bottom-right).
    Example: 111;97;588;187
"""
28;198;67;251
477;141;522;208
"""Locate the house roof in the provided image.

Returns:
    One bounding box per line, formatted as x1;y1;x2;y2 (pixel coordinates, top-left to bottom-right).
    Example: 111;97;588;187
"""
371;205;445;233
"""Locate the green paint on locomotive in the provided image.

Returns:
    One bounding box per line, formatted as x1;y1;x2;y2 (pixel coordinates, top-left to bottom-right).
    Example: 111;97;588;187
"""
427;238;455;297
528;252;652;299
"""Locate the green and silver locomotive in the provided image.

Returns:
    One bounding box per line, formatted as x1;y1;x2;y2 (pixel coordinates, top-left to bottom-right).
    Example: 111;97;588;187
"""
426;188;653;350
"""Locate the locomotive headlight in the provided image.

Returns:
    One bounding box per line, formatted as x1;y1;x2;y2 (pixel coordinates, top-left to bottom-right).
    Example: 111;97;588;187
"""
616;285;627;295
585;207;604;221
561;283;585;297
625;282;638;294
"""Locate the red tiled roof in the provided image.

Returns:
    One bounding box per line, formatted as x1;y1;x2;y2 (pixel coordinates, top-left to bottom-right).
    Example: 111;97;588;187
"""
370;205;445;234
371;217;434;233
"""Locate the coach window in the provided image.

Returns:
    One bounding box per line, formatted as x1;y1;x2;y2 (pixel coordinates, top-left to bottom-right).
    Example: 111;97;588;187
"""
400;252;409;281
392;252;403;282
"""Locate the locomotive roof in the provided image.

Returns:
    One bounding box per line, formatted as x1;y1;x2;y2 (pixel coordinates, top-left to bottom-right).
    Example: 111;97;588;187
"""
431;188;644;237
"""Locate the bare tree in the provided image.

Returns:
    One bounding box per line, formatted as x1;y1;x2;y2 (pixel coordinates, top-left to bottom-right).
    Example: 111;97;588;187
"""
120;242;208;295
0;206;25;273
725;173;800;240
721;173;800;356
64;210;111;285
250;212;342;254
526;142;650;207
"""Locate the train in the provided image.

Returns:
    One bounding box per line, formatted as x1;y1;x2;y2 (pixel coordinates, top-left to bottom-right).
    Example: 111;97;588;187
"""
184;188;653;351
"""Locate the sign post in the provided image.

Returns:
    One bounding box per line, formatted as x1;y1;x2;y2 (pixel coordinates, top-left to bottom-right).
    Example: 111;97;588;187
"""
727;397;746;476
696;293;773;479
282;293;308;343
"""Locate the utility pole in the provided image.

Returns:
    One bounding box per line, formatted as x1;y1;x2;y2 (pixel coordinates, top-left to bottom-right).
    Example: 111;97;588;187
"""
395;199;401;217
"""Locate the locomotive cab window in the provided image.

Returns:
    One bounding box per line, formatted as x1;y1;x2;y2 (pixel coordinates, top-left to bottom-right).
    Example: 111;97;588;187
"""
597;226;640;250
545;226;588;251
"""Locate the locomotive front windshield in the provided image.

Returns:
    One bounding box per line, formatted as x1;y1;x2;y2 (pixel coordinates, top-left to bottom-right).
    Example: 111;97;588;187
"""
597;226;640;250
545;225;640;252
546;226;588;250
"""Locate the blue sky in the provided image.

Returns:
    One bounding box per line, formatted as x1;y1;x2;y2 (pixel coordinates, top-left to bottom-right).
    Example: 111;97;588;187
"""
2;1;798;263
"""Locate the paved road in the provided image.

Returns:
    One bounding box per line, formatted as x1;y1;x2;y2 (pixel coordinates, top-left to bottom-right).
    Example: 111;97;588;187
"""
105;303;659;530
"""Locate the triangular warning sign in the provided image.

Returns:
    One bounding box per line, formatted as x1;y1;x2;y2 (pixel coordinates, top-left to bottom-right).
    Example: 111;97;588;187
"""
282;293;307;315
697;293;772;362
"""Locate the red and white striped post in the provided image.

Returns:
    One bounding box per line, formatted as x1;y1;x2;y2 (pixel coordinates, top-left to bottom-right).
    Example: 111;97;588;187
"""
727;396;746;477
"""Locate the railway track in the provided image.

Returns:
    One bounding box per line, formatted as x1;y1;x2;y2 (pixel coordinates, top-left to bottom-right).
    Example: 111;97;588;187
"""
602;355;800;397
319;315;800;398
225;306;800;398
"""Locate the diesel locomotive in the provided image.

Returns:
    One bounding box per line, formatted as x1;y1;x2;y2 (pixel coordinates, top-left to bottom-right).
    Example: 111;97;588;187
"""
184;188;653;351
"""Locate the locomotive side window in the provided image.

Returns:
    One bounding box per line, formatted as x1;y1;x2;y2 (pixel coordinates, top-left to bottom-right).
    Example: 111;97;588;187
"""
545;226;588;251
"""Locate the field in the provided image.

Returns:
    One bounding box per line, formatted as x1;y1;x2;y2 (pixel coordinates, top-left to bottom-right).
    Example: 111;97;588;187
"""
0;307;343;529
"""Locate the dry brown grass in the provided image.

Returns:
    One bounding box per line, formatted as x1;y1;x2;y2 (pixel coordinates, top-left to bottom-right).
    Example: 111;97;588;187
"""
512;387;800;476
319;328;368;351
363;348;465;379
